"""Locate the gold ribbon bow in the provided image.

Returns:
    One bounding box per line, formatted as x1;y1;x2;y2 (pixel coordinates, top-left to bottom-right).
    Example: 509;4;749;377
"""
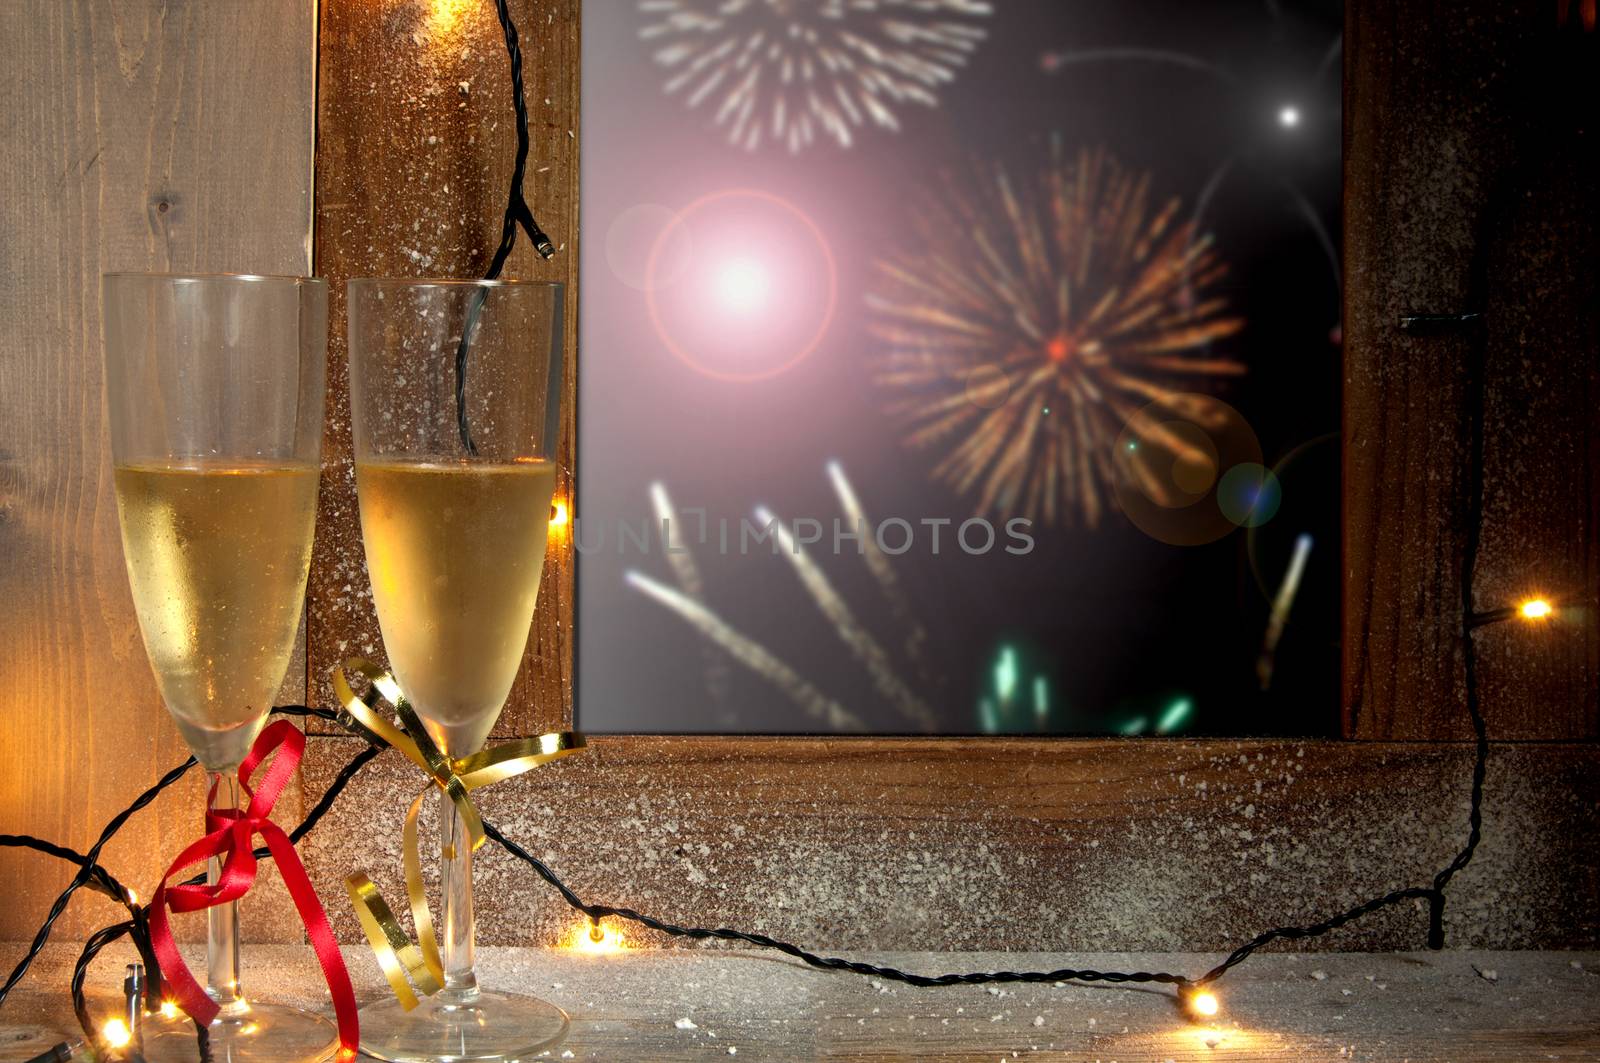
333;658;585;1009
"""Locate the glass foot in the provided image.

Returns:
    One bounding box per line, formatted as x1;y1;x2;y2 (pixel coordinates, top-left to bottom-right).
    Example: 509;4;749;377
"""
359;988;569;1062
140;1000;339;1063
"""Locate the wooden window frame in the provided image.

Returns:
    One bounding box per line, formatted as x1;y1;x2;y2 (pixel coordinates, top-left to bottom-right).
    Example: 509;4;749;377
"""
296;0;1599;953
311;0;1600;745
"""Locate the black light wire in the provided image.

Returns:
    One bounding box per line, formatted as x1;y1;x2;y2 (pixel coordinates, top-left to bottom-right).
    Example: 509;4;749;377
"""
1;757;195;1010
5;594;1500;1050
453;0;557;455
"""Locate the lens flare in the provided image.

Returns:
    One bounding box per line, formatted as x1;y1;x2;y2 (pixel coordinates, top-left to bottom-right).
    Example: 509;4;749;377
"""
714;257;772;312
606;203;693;291
647;189;837;382
1112;395;1265;546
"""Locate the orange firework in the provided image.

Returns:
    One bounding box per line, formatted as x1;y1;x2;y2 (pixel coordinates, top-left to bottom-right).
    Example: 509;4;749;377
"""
868;142;1246;527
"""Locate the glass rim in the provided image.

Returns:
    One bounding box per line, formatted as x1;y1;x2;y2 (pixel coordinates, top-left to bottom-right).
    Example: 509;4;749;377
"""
347;277;564;290
102;271;327;285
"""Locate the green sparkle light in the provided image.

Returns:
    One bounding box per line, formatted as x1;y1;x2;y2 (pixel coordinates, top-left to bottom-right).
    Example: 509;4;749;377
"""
1032;675;1049;720
995;645;1019;703
978;698;999;734
1155;697;1195;734
1119;715;1148;736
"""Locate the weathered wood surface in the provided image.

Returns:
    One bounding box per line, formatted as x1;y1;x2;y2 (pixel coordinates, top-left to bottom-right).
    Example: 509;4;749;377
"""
1344;0;1600;739
309;0;579;737
0;0;316;943
298;737;1600;952
7;945;1598;1061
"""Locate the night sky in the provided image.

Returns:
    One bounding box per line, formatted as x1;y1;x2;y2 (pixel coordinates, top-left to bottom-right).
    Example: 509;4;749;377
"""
579;0;1343;736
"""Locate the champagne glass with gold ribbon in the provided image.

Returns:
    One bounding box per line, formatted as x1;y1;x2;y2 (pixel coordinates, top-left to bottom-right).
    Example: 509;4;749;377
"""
346;278;567;1061
103;273;337;1061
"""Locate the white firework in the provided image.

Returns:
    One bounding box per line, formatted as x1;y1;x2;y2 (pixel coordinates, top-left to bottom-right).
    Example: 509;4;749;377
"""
639;0;991;153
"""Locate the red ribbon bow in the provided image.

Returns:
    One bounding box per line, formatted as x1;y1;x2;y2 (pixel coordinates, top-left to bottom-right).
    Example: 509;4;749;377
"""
149;720;359;1056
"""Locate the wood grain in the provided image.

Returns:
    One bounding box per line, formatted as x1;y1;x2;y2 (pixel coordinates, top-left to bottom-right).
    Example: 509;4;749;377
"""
0;1;317;942
309;0;578;737
1344;0;1600;739
299;736;1600;952
9;945;1599;1062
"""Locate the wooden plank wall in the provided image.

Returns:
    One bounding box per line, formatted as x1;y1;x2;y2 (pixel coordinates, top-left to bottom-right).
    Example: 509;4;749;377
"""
0;1;317;941
1343;0;1600;740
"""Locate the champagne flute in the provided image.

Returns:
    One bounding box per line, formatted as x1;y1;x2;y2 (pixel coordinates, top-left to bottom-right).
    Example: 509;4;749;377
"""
346;278;566;1062
103;273;336;1061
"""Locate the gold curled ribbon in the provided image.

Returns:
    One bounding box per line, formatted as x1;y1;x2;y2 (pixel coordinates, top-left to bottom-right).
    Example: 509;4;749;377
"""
333;658;585;1009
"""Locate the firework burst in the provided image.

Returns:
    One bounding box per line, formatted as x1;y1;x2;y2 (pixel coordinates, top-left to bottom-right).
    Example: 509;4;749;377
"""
631;464;1082;732
638;0;991;154
868;142;1248;528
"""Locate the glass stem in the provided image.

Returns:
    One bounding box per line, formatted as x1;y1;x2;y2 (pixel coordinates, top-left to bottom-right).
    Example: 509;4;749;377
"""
206;772;244;1014
439;798;479;1004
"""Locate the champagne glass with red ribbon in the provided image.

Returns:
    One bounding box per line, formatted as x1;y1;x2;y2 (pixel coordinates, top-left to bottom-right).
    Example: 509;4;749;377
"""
104;273;355;1061
346;278;567;1061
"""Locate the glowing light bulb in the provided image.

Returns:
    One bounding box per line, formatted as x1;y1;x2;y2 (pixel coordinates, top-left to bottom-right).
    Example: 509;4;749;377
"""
425;0;474;36
550;498;569;528
102;1018;133;1048
566;916;627;954
1520;598;1553;620
1187;989;1220;1018
159;1000;180;1019
713;257;770;313
1278;105;1301;128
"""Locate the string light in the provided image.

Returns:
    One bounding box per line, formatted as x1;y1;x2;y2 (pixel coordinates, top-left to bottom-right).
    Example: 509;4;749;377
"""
158;999;179;1019
565;916;627;955
1469;595;1570;628
1184;988;1221;1019
16;576;1559;1052
99;1018;131;1049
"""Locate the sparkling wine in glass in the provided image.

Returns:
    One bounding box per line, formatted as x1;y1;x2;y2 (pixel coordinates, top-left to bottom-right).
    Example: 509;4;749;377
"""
104;273;336;1062
346;278;565;1062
